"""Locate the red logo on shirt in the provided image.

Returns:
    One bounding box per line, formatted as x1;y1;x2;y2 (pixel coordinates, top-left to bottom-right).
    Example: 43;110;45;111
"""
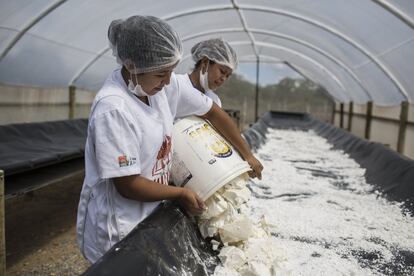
157;135;172;160
152;136;172;185
118;155;128;167
118;155;136;167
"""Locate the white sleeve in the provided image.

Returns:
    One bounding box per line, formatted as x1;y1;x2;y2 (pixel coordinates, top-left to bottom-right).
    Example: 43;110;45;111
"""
165;74;179;117
165;73;213;119
206;91;222;107
91;109;141;179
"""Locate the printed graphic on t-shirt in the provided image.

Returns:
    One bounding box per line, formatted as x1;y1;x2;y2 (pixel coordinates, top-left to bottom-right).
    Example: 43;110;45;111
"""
118;154;137;167
170;151;193;187
157;135;172;160
152;135;172;185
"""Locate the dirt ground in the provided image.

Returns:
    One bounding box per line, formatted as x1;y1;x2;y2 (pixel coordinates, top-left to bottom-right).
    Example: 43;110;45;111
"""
5;174;90;275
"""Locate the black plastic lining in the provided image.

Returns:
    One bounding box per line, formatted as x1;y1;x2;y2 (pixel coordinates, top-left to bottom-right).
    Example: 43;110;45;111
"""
83;201;219;276
84;111;414;275
0;119;88;176
5;158;84;198
243;111;414;212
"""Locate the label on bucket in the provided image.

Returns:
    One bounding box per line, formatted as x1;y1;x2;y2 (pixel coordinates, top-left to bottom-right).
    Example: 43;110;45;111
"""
171;117;251;200
182;121;233;160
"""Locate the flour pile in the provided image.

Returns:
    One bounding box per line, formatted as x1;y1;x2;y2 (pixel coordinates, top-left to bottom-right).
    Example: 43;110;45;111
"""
198;173;289;275
245;128;414;275
195;128;414;275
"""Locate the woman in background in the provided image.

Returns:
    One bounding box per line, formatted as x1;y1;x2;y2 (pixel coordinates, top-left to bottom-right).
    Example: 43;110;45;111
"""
187;38;237;107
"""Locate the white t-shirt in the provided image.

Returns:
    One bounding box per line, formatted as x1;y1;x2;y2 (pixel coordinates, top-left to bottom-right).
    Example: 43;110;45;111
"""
76;69;212;262
169;74;222;110
205;90;222;107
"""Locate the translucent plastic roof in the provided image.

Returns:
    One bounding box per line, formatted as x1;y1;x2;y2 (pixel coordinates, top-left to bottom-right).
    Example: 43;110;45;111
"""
1;0;413;105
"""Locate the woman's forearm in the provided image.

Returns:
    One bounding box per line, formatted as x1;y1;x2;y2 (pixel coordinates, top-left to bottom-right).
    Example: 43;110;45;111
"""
114;175;182;202
113;174;205;215
201;103;253;160
201;103;263;179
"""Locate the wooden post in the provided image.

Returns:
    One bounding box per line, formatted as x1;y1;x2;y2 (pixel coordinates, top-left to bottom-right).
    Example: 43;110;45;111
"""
330;102;336;124
254;59;260;121
339;103;344;128
348;101;353;131
397;101;409;154
0;170;5;275
69;85;76;119
365;101;373;140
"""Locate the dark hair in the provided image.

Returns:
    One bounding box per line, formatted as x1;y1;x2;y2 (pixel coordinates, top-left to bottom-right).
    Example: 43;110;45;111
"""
194;59;215;69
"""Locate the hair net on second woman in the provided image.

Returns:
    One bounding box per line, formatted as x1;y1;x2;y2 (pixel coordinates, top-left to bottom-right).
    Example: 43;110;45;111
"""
108;15;183;74
191;38;238;70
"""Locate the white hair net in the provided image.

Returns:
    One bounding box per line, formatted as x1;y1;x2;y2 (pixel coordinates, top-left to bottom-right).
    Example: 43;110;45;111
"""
191;38;238;70
108;15;182;74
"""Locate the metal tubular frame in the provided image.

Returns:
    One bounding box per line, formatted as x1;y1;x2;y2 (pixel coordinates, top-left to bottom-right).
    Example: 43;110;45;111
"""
67;3;407;102
69;47;111;86
181;28;372;101
1;2;409;105
0;0;67;60
231;0;261;121
238;4;410;101
372;0;414;30
284;62;337;103
166;3;410;101
241;41;349;96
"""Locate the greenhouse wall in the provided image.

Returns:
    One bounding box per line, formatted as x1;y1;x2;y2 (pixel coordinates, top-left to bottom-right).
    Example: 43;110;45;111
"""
334;102;414;159
352;116;366;139
0;85;95;125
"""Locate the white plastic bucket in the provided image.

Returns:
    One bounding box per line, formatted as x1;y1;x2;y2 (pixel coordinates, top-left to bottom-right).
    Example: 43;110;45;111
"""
171;116;251;200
